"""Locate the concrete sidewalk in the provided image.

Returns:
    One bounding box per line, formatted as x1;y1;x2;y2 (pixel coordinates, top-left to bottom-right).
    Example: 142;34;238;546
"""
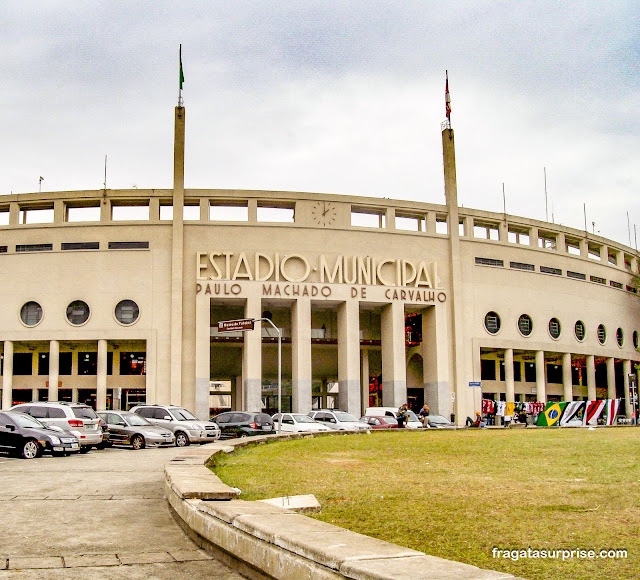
0;447;244;579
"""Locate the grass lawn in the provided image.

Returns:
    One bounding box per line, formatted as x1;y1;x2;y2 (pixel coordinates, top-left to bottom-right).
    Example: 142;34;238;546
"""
210;428;640;580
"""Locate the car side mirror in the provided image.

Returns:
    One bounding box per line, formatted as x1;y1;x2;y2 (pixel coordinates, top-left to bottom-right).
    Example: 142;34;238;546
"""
162;415;171;420
117;421;126;426
4;424;15;431
329;418;336;423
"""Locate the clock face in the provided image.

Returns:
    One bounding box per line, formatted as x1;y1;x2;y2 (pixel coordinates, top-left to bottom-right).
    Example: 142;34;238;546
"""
311;201;337;226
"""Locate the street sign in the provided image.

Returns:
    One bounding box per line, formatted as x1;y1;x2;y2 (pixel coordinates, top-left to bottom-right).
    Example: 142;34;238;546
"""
468;381;482;388
218;318;255;332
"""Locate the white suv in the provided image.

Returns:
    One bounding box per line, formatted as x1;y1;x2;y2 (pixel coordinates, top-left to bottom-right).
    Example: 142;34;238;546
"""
130;405;220;446
10;402;103;452
308;410;370;431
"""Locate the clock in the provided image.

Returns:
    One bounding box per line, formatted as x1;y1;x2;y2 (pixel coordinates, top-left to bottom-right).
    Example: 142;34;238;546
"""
311;201;337;226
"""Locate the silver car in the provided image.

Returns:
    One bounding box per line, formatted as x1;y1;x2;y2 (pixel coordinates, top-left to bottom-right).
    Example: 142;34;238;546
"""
10;402;103;452
98;411;175;449
130;405;221;446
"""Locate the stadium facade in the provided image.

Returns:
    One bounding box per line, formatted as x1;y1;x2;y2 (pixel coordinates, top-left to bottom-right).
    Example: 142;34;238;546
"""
1;104;638;425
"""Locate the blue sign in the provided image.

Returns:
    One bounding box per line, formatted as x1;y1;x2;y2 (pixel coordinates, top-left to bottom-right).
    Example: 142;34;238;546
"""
468;381;482;388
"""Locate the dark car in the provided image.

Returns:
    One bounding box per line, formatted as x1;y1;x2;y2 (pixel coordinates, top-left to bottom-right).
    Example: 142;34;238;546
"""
0;411;80;459
212;411;274;438
97;411;175;449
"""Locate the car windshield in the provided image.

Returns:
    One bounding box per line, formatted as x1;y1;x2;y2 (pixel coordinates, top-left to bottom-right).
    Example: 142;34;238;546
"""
333;412;358;422
125;414;152;426
10;413;45;429
72;407;98;420
293;415;315;423
171;408;199;421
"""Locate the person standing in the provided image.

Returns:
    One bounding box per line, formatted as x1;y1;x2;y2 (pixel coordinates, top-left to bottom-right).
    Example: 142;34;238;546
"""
397;404;409;428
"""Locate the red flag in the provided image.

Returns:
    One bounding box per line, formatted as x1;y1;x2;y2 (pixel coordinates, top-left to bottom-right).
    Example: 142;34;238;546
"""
445;71;451;121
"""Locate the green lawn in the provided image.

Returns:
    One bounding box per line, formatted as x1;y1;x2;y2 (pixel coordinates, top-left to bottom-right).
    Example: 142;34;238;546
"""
210;428;640;580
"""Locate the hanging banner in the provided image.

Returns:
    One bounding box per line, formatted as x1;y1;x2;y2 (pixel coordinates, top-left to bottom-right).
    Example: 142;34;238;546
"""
536;401;568;427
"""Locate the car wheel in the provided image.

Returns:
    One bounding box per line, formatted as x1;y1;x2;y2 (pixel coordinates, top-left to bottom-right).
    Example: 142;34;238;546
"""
21;440;40;460
79;446;91;454
175;432;189;447
131;435;145;450
239;432;249;438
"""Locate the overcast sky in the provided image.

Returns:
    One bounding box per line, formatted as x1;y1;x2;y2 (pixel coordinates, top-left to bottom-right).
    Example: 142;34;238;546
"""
1;1;638;246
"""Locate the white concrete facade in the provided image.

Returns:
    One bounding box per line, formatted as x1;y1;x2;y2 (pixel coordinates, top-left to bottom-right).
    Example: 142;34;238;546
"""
0;109;639;424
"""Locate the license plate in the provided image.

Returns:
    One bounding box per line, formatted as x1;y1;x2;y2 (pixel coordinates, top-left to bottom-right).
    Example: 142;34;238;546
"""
71;443;79;449
262;426;272;431
54;446;63;451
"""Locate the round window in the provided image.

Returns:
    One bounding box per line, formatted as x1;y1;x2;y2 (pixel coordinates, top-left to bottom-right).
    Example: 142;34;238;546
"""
66;300;90;326
634;330;639;350
574;320;586;342
548;318;561;339
484;311;501;334
616;328;624;348
115;300;140;325
20;301;43;327
597;324;607;345
517;314;533;337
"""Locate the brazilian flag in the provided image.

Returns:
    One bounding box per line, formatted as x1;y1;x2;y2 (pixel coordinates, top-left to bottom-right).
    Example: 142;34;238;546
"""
536;402;568;427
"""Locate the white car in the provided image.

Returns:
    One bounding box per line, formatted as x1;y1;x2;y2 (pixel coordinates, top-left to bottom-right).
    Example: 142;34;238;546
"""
308;410;371;431
272;413;332;433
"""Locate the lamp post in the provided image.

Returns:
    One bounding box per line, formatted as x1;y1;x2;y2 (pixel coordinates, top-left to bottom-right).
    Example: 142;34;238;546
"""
257;317;281;433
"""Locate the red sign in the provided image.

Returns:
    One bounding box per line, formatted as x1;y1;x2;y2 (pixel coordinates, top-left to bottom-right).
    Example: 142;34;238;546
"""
217;318;255;332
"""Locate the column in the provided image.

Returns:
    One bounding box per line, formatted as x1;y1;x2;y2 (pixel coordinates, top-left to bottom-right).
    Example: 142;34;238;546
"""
71;388;78;403
381;302;406;408
361;349;370;416
422;305;451;417
535;350;546;402
562;353;573;401
194;294;211;421
338;300;361;416
2;341;13;409
97;339;107;410
291;297;312;413
243;296;262;412
586;355;596;400
606;357;616;400
49;340;59;402
504;349;515;403
31;387;38;402
623;359;632;419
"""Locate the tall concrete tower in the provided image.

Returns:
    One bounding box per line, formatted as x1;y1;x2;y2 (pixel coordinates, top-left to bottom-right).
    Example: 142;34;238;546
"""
170;79;186;405
441;76;468;424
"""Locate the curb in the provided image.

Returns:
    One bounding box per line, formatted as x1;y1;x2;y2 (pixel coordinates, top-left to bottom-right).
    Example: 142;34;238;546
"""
164;432;523;580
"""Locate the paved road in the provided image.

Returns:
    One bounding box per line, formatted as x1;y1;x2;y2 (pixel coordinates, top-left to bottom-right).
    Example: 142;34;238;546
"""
0;446;245;579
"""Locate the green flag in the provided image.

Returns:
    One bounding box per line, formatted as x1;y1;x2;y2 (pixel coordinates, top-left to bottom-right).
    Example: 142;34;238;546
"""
179;45;185;90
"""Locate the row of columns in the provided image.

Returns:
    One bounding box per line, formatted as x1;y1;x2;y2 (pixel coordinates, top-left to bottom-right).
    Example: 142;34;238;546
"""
195;297;450;420
241;299;410;416
501;348;635;418
1;339;109;410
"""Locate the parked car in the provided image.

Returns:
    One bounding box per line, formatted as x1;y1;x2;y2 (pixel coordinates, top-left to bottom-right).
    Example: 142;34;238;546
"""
364;407;423;429
359;415;398;429
427;415;456;429
308;410;371;431
212;411;274;438
10;402;102;452
0;411;80;458
97;411;175;449
272;413;332;433
130;405;220;446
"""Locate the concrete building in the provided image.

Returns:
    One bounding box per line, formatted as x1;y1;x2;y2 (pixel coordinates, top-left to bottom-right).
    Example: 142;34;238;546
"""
1;104;638;424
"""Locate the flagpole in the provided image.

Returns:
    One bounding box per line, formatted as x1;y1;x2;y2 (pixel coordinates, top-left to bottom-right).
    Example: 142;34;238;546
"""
178;44;184;107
